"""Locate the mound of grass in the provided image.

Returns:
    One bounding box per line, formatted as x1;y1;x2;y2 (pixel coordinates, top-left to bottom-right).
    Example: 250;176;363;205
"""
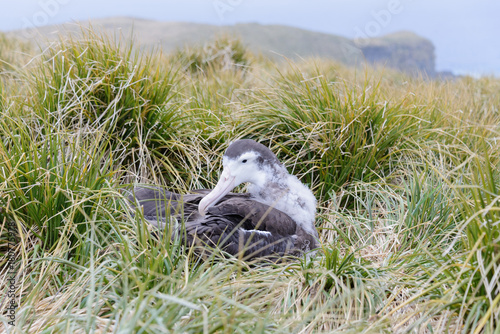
0;32;33;73
175;36;251;74
0;111;120;253
27;29;197;187
246;64;425;200
449;152;500;332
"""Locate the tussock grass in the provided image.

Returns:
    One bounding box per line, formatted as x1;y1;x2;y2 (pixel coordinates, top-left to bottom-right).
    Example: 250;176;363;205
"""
1;30;499;333
0;32;33;74
27;29;197;187
175;36;251;75
245;64;426;201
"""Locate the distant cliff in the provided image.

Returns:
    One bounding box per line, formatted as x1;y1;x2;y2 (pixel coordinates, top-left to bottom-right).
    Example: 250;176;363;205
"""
358;31;435;76
7;17;437;76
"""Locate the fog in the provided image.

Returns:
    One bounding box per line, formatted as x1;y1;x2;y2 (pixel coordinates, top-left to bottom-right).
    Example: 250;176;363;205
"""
1;0;499;76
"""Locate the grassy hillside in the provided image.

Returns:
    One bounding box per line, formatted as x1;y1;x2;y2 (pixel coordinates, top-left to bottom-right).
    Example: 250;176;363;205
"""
0;30;499;333
8;17;435;75
358;31;436;76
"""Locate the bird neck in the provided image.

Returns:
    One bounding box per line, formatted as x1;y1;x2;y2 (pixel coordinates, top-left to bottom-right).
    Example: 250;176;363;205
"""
248;171;317;237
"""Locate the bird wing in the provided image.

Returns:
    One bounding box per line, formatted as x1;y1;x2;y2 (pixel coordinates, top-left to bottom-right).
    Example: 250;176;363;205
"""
128;186;201;225
129;186;317;259
128;186;249;226
205;197;297;236
183;197;302;260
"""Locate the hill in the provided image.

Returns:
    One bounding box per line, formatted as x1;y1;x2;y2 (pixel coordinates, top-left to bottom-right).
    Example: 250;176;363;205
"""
8;17;436;76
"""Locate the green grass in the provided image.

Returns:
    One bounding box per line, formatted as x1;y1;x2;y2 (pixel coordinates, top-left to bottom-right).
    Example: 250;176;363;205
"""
1;31;499;333
0;32;32;74
175;35;251;74
244;64;426;201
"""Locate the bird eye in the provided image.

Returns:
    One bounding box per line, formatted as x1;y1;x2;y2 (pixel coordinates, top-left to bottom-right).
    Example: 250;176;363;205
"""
242;159;247;163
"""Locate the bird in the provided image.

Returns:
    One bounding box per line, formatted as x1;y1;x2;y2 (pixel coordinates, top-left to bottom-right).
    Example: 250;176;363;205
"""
129;139;319;261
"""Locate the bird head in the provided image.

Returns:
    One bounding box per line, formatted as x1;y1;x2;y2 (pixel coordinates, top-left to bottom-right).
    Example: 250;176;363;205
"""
198;139;284;215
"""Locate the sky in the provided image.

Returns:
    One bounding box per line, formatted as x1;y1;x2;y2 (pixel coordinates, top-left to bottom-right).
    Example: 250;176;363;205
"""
1;0;499;76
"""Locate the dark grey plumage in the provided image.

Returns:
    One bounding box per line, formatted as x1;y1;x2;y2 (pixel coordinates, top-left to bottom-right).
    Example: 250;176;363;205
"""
224;139;281;166
129;186;317;260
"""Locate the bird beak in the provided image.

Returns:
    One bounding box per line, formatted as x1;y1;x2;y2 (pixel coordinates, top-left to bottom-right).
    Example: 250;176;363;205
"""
198;168;236;215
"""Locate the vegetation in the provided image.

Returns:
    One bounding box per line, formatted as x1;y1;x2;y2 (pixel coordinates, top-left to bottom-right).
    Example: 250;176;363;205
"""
0;30;499;333
175;36;251;74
